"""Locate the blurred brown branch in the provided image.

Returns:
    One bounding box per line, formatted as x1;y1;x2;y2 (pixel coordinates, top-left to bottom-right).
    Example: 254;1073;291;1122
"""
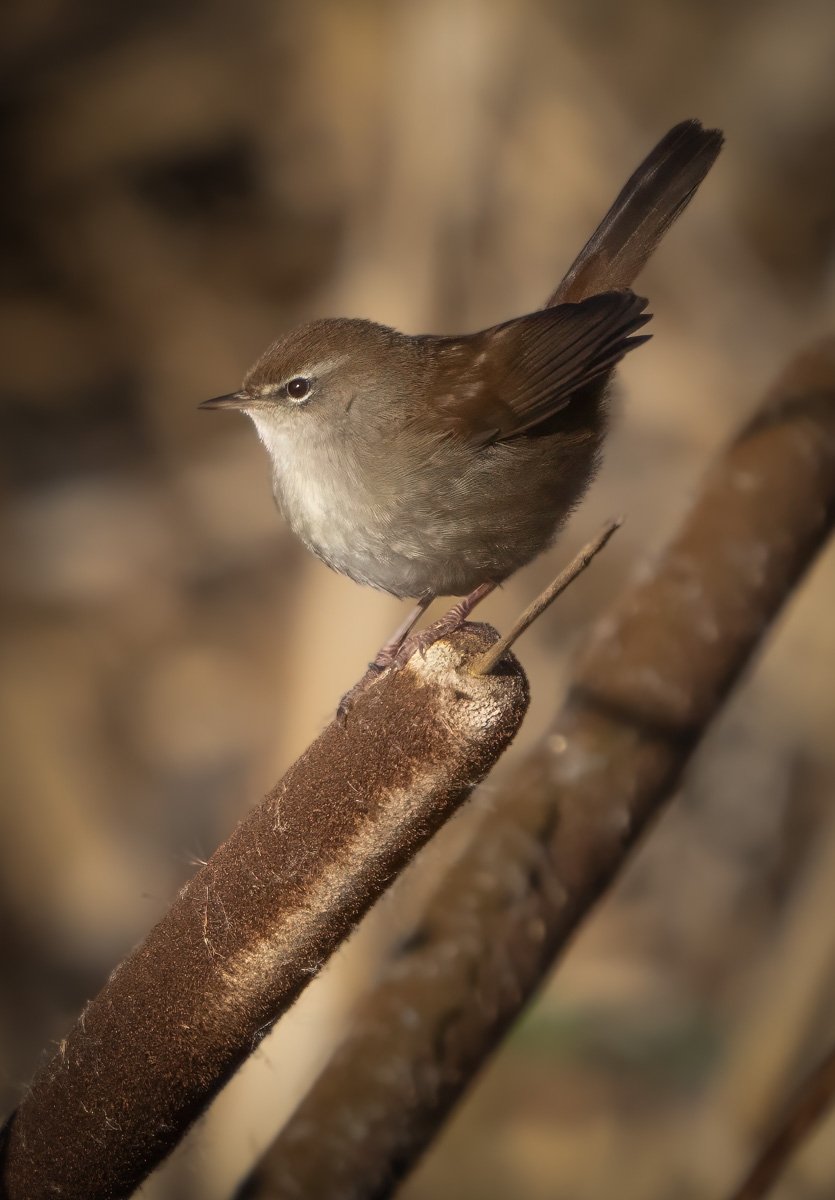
237;336;835;1200
0;628;528;1200
725;1041;835;1200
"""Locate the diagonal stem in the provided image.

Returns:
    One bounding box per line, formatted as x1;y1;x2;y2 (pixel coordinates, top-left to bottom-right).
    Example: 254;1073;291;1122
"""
469;517;622;676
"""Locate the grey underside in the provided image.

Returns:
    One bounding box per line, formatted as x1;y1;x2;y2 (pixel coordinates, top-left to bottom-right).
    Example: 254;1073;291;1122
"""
271;409;606;599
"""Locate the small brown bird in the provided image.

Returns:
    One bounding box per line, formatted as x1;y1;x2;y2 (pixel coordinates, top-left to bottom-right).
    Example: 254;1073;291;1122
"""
202;120;723;693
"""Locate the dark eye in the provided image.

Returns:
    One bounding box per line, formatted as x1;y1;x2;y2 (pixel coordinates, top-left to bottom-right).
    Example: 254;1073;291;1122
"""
286;376;311;401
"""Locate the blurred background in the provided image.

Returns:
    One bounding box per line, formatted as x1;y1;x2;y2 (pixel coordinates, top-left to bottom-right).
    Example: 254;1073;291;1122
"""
2;1;835;1197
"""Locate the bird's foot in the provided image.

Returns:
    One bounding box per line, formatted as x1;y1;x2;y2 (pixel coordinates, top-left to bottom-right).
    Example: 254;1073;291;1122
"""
336;595;434;722
336;584;495;722
390;616;462;669
336;624;447;723
336;660;388;722
392;581;497;669
335;592;436;720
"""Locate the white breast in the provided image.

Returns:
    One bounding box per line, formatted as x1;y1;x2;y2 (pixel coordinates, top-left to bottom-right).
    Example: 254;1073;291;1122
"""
249;413;392;589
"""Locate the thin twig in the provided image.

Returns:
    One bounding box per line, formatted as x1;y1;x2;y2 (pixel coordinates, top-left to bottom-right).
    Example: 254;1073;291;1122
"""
725;1042;835;1200
469;517;622;676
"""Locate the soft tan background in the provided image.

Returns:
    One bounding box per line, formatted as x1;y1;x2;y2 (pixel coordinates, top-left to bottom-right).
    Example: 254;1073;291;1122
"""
1;2;835;1197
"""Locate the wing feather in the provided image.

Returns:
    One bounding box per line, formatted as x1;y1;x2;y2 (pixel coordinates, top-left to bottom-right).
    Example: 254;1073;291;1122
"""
431;290;650;444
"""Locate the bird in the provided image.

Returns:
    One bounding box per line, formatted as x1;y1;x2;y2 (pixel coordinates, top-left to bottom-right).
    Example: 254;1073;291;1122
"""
201;119;723;703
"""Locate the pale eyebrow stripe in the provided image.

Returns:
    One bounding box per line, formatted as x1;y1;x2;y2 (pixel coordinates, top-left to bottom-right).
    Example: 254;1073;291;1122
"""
253;355;350;398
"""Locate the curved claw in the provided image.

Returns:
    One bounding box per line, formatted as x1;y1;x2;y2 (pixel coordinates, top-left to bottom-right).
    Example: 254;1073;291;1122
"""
336;661;387;724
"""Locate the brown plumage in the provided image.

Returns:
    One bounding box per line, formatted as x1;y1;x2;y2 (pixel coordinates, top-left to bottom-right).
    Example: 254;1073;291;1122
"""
202;120;723;606
552;119;724;303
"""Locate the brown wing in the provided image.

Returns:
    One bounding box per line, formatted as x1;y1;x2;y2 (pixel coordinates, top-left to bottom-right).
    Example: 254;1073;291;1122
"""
430;290;651;445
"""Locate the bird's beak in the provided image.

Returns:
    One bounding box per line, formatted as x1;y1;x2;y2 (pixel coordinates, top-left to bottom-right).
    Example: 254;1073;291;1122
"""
198;391;250;411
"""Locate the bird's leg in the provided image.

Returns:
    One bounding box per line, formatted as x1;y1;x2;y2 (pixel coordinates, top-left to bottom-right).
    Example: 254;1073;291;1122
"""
392;581;497;668
373;594;435;667
337;594;434;720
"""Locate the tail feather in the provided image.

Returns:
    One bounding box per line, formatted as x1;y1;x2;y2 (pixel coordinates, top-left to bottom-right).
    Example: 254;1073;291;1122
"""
548;120;723;306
